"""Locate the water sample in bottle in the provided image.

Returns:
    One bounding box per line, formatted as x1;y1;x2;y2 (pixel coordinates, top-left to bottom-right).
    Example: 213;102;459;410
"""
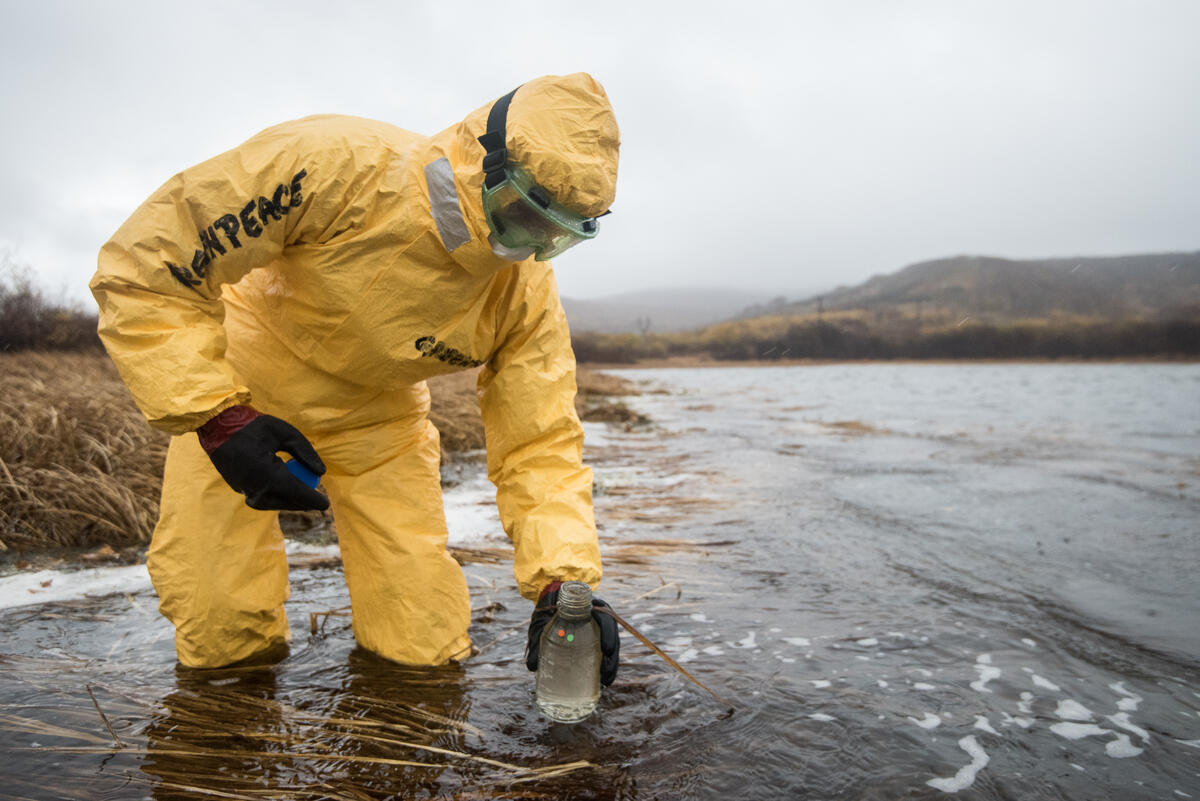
536;581;602;723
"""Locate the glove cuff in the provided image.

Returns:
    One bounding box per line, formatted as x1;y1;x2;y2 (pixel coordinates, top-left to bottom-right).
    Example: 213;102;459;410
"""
537;581;564;604
197;405;260;454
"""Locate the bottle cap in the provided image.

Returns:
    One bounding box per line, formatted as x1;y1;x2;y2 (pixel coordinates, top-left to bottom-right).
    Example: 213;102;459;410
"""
557;581;593;619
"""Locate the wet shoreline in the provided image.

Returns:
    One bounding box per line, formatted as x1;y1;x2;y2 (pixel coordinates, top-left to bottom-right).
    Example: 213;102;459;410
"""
4;363;1199;799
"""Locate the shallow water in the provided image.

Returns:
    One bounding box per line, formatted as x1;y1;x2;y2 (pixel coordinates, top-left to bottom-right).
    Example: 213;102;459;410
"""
3;363;1199;799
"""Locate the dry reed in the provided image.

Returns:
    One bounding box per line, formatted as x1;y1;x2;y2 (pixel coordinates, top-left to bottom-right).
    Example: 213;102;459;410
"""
4;667;598;798
0;352;167;551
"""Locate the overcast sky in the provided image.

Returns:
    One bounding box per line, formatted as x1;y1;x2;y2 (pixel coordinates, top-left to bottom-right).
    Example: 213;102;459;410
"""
2;0;1198;304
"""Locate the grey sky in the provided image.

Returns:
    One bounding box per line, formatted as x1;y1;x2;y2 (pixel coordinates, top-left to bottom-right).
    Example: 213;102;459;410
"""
2;0;1197;303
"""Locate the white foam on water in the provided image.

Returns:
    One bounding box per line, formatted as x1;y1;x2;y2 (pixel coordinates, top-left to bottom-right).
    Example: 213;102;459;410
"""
783;637;811;646
702;646;724;656
1176;739;1200;748
1031;675;1061;691
1021;638;1038;648
915;668;934;677
1107;713;1150;743
690;613;710;623
1050;722;1109;740
284;540;341;558
666;636;692;647
909;713;941;730
811;680;831;689
974;716;999;735
809;713;835;722
1174;791;1192;798
971;660;1001;694
631;612;654;620
0;564;151;610
1105;734;1144;758
1055;699;1095;722
887;631;905;638
732;631;757;649
878;680;889;688
1017;693;1034;714
1001;712;1034;729
676;648;700;664
1071;764;1086;772
769;627;781;632
914;682;937;691
857;637;879;646
580;421;617;448
856;655;871;661
926;735;989;793
443;478;504;547
1109;681;1143;712
779;657;796;663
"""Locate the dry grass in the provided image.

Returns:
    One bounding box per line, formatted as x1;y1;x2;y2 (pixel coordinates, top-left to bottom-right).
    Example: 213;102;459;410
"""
1;353;641;553
0;352;167;552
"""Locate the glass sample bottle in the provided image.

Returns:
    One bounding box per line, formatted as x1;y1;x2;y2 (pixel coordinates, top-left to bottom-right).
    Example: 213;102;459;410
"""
535;581;602;723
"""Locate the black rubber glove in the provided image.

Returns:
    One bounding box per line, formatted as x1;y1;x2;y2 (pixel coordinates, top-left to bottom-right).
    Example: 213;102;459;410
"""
526;583;620;686
205;414;330;512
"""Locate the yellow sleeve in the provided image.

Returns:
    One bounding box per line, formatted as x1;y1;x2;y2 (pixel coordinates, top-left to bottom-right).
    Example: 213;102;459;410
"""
478;264;602;601
89;118;358;433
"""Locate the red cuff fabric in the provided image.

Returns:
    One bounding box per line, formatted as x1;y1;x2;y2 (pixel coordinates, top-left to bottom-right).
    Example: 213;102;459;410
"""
538;581;564;604
196;405;260;454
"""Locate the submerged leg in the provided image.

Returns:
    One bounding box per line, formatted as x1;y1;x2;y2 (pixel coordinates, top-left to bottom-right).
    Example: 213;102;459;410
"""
148;434;290;668
319;385;472;666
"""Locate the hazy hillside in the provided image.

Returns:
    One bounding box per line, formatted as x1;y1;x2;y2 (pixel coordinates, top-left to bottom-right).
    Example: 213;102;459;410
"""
780;252;1200;321
562;287;777;333
571;251;1200;363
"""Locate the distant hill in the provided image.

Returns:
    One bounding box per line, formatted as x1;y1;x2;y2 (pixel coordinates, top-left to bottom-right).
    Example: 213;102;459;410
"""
774;252;1200;322
570;251;1200;363
562;287;778;333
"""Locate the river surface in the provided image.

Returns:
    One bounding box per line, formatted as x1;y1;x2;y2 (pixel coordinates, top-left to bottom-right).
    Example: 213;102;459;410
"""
2;363;1199;800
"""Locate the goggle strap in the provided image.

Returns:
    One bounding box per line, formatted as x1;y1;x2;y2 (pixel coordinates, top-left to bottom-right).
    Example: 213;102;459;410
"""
478;85;521;189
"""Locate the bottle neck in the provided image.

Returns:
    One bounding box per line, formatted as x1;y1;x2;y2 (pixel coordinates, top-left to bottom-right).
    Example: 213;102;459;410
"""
556;581;593;621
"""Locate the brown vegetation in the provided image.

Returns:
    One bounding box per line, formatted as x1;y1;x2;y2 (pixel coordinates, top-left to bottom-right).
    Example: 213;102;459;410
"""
0;352;166;552
572;312;1200;363
1;352;638;554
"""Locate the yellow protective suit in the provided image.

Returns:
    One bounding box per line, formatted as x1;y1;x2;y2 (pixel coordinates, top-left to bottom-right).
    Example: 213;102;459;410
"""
90;73;620;668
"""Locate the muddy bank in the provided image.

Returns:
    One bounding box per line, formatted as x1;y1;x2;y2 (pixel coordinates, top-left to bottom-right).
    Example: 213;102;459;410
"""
427;366;644;453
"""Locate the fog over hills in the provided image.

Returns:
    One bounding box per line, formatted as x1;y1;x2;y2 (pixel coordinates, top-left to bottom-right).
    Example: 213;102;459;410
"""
563;252;1199;337
561;287;782;334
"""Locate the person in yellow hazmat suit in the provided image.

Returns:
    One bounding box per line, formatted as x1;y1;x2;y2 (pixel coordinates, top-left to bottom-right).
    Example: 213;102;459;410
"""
90;73;619;685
